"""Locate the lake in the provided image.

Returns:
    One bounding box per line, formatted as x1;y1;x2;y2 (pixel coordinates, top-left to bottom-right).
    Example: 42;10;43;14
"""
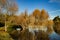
49;32;60;40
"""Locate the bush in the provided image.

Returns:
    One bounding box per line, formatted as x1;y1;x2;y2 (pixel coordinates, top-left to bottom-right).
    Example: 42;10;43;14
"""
0;31;13;40
7;24;23;40
7;24;15;34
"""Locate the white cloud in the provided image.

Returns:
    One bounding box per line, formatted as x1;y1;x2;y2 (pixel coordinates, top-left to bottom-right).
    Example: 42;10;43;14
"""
49;0;60;3
48;9;60;19
48;10;60;13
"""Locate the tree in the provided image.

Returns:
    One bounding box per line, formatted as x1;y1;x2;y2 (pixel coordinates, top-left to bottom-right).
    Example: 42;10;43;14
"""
32;9;41;25
15;11;29;29
40;9;49;20
8;2;18;15
5;0;18;31
0;0;18;15
38;9;49;26
53;16;60;34
33;9;40;17
0;0;8;13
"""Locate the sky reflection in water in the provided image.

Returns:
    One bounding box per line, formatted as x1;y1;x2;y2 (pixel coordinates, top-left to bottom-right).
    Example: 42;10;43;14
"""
49;32;60;40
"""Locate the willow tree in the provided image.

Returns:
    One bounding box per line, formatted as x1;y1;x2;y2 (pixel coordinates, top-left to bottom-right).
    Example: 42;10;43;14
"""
0;0;18;31
8;3;18;15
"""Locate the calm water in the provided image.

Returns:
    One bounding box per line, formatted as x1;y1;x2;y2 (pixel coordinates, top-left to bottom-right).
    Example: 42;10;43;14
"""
49;32;60;40
29;28;60;40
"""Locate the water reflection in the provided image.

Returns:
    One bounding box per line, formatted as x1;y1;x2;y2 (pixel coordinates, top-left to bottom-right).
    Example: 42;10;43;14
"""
29;28;60;40
49;32;60;40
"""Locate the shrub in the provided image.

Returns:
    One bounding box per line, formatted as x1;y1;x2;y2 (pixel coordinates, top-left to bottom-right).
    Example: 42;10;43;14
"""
0;31;13;40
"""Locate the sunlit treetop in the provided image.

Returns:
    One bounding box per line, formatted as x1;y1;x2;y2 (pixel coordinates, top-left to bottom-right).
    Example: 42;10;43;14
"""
33;9;41;16
40;9;49;19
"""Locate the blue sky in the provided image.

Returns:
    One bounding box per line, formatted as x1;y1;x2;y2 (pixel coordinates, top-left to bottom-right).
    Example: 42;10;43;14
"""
16;0;60;19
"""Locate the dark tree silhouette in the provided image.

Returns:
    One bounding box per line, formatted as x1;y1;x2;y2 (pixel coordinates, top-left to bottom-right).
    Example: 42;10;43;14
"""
53;16;60;34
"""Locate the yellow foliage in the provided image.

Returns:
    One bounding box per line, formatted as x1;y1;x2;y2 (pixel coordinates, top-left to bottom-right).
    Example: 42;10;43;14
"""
40;9;49;19
33;9;40;16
